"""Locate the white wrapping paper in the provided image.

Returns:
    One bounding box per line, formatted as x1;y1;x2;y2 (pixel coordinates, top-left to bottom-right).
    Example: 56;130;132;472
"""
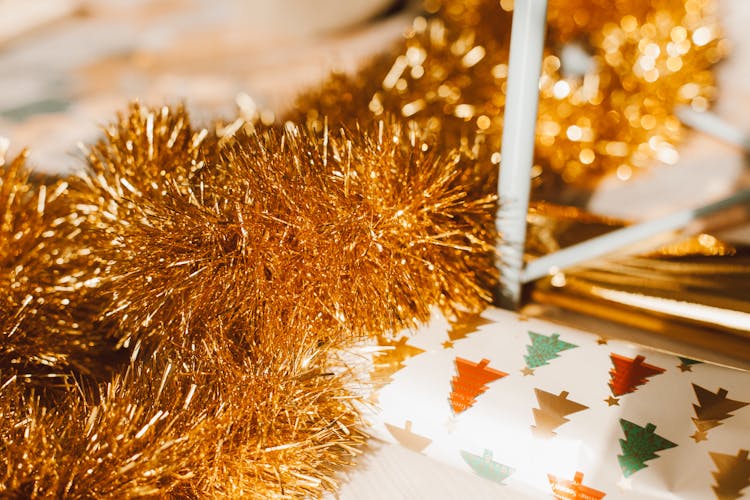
367;307;750;499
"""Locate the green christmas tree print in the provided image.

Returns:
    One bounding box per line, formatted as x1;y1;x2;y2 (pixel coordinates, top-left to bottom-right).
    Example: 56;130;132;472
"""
678;356;702;372
523;332;577;371
460;449;514;485
617;419;677;477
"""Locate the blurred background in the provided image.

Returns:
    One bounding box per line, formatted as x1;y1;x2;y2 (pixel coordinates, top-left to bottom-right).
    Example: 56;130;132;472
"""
0;0;415;172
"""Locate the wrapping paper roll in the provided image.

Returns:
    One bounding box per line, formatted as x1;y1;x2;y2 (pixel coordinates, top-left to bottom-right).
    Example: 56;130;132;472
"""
366;307;750;499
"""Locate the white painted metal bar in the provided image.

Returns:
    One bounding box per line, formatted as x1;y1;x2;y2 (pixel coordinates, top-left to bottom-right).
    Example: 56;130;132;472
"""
676;106;750;152
496;0;549;308
521;189;750;284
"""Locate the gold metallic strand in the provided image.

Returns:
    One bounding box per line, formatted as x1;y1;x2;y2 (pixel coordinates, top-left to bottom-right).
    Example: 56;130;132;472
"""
60;105;497;354
0;150;117;391
292;0;722;197
0;313;365;499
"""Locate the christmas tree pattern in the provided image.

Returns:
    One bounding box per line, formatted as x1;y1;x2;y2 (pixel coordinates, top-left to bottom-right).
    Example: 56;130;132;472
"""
606;354;665;405
617;419;677;477
531;389;589;438
449;357;507;414
384;420;432;453
460;449;514;485
691;384;749;442
678;356;703;372
370;335;425;385
710;449;750;500
547;471;606;500
522;332;577;375
442;311;493;349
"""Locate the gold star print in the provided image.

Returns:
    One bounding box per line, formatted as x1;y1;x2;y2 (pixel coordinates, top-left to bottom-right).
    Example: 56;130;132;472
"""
691;430;708;443
678;362;693;372
596;337;608;345
605;396;620;406
521;366;535;376
442;340;454;349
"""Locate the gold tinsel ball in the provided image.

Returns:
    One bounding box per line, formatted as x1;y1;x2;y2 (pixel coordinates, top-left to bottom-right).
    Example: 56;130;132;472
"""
0;313;364;498
0;150;115;387
0;102;498;496
61;104;497;354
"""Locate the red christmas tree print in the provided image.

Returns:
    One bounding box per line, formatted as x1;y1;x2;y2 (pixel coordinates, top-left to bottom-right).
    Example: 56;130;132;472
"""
548;471;606;500
607;354;664;405
449;357;507;413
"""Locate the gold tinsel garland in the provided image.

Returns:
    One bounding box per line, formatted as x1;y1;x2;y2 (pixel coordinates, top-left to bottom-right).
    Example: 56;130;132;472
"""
0;0;722;497
2;316;366;498
0;153;117;390
293;0;721;197
0;103;498;497
60;103;497;354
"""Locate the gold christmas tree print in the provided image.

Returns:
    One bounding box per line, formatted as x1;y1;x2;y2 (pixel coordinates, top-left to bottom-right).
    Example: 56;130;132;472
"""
710;449;750;500
449;357;507;414
384;420;432;453
531;389;589;439
368;335;425;404
691;384;749;442
547;471;606;500
442;311;493;349
370;335;425;385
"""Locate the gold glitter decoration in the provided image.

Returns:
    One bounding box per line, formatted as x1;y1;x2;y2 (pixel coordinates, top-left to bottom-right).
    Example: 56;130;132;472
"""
0;313;365;499
0;150;116;390
0;99;498;497
61;104;497;353
292;0;723;196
